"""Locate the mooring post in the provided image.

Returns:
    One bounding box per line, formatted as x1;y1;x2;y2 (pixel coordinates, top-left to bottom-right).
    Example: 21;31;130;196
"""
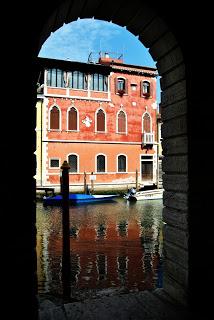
136;169;138;191
84;171;87;194
91;171;94;194
60;160;71;302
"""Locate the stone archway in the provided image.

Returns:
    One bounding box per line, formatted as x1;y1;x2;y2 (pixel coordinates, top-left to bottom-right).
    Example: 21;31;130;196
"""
33;0;188;307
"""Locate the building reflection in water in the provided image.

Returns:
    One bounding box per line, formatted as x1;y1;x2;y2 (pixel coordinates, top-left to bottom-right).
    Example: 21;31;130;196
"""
36;198;163;300
96;253;107;281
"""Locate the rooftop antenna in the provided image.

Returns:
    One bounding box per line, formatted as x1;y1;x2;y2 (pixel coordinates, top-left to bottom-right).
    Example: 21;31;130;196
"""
88;52;93;63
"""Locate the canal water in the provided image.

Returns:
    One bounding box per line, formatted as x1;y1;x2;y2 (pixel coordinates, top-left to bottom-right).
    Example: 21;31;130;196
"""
36;197;163;303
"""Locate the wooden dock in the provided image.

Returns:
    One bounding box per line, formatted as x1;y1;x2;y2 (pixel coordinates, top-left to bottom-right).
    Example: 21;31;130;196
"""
36;187;55;197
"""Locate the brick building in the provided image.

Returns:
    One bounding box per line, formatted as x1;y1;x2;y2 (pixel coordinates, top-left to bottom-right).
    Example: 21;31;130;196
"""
35;53;158;191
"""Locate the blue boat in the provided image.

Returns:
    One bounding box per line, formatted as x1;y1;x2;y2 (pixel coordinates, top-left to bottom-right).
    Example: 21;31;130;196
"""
43;193;119;206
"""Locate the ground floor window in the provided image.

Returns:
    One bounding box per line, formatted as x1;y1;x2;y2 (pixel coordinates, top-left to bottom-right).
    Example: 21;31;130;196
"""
68;154;78;173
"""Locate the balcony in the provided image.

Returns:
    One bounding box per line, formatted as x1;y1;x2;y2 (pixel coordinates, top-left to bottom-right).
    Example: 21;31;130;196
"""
142;132;154;145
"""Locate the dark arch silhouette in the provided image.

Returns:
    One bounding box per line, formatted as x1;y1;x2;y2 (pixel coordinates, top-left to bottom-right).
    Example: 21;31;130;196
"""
4;1;213;319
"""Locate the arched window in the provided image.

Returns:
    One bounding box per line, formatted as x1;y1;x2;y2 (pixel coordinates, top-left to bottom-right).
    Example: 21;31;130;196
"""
117;110;126;133
50;106;60;130
97;155;106;172
96;109;105;132
68;107;77;131
68;154;78;173
142;112;151;133
118;155;127;172
141;81;151;97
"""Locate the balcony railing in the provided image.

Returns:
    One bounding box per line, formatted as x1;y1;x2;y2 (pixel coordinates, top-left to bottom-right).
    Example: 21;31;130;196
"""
142;132;154;144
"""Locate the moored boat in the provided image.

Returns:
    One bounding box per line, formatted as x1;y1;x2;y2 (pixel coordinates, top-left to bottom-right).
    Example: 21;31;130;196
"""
125;188;163;201
43;193;119;206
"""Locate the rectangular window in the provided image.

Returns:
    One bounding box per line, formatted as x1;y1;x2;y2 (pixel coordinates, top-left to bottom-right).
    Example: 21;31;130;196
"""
46;68;65;87
90;74;108;91
50;159;60;168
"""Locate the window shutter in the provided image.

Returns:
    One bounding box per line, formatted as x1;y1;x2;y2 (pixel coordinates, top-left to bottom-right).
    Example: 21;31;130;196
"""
150;81;153;97
143;113;151;133
97;109;105;132
50;107;59;129
140;81;143;97
68;107;77;130
118;111;126;133
125;79;128;94
115;77;118;93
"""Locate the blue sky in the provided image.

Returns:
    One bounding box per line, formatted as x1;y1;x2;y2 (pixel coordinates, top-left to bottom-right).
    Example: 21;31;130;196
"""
39;18;160;102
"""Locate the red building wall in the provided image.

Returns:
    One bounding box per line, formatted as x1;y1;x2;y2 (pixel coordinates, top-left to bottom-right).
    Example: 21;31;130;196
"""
41;58;158;189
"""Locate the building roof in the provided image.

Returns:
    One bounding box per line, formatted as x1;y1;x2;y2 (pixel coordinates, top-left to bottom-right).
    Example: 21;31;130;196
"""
37;56;158;77
37;57;111;75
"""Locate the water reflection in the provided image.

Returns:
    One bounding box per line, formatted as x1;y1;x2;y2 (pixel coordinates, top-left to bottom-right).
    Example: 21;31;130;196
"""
36;198;163;300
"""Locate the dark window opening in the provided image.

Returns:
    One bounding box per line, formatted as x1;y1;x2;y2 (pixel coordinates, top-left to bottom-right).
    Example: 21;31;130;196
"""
68;154;78;173
118;155;126;172
50;159;59;168
97;155;105;172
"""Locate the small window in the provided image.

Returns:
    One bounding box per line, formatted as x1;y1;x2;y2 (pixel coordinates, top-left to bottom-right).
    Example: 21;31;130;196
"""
115;77;127;95
141;81;151;97
97;155;106;172
50;159;59;168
